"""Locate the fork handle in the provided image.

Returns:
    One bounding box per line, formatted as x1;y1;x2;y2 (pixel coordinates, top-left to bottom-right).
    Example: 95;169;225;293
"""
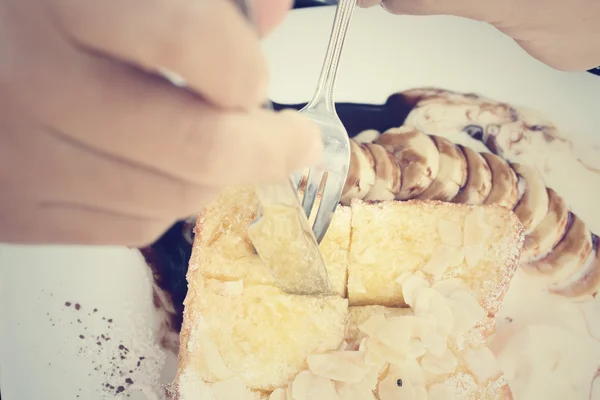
307;0;356;113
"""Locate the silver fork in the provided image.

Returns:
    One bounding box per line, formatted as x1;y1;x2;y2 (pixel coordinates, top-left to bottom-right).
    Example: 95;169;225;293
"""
235;0;354;244
292;0;354;244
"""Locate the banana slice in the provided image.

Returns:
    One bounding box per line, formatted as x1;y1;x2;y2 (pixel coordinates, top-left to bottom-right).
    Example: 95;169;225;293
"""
341;140;376;205
511;163;550;235
416;135;467;201
353;129;381;144
362;143;402;201
523;214;593;285
551;235;600;301
521;188;570;262
481;153;519;209
374;127;439;200
451;145;493;205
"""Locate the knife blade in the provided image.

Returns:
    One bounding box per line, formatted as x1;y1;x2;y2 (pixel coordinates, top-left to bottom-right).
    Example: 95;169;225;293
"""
247;179;333;296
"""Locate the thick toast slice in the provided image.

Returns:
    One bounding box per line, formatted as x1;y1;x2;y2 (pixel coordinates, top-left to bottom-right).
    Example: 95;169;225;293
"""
177;276;347;392
172;187;523;399
348;199;524;317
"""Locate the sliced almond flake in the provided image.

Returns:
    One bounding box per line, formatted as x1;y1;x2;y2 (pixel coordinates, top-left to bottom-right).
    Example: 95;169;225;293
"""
363;339;388;368
438;219;463;247
358;365;383;391
335;381;377;400
307;352;369;384
449;291;486;323
419;331;448;357
414;313;438;333
365;337;407;366
420;350;458;375
401;274;430;307
427;383;456;400
450;247;466;266
269;388;287;400
292;371;340;400
422;245;456;279
422;369;438;387
447;300;479;339
376;317;414;349
396;358;426;387
431;279;468;297
221;280;244;295
406;338;427;358
462;345;502;385
463;208;491;246
358;314;387;337
414;385;428;400
199;335;234;380
412;287;440;316
378;371;417;400
428;294;455;336
211;376;251;400
463;245;485;268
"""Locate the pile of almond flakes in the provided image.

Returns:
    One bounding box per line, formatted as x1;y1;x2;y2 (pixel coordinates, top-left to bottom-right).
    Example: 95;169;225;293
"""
188;208;504;400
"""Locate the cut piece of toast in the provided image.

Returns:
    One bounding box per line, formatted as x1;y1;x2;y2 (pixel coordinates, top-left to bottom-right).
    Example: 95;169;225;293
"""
192;186;351;297
177;276;347;392
348;199;524;317
173;186;523;399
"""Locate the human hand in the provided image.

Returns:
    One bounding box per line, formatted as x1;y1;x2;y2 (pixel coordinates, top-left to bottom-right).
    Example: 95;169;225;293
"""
358;0;600;71
0;0;321;246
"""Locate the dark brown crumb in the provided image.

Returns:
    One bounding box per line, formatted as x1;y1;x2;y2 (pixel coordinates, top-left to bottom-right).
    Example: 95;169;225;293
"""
79;335;85;339
65;302;71;307
75;303;81;311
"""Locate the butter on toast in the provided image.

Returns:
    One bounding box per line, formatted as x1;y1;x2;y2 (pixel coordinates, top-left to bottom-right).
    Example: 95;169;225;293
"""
172;186;523;399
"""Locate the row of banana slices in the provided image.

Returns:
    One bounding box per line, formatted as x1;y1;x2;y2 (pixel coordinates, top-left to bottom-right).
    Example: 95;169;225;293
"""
339;126;599;302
